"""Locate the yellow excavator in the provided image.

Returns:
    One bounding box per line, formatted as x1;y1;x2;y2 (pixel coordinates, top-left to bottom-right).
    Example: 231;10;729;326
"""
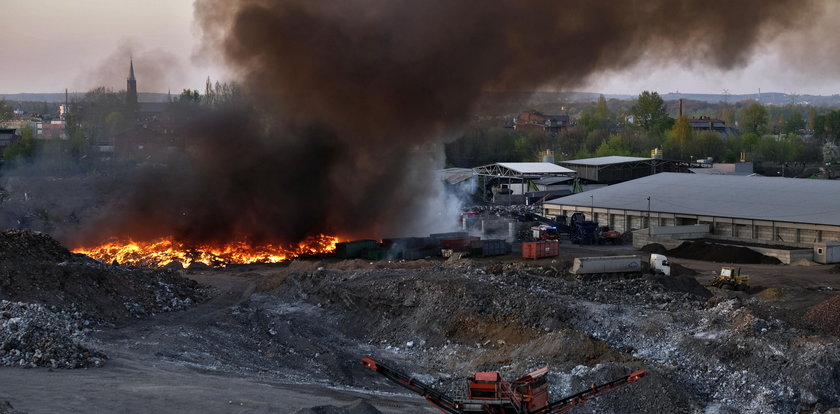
710;267;750;291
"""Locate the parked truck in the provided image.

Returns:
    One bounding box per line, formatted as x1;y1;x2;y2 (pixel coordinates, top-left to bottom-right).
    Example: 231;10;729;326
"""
570;254;671;277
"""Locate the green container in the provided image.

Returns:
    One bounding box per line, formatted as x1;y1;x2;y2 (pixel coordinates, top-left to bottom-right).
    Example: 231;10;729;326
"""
363;248;389;261
335;240;378;259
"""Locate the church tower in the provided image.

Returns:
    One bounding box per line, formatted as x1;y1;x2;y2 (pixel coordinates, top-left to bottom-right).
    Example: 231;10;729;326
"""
126;57;138;106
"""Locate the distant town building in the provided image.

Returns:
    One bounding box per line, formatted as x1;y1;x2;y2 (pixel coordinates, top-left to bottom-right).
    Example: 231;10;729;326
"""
36;120;66;140
511;110;571;136
689;116;736;138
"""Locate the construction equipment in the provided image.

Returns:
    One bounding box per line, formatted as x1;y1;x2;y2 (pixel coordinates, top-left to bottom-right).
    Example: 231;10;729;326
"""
517;212;599;245
598;227;623;245
710;267;750;291
360;357;646;414
649;254;671;276
530;225;561;241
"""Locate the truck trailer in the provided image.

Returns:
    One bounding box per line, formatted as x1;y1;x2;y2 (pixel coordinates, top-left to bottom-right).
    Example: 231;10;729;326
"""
570;254;671;277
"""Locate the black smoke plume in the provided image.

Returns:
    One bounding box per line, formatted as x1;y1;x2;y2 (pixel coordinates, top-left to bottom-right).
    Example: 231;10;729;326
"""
77;0;819;246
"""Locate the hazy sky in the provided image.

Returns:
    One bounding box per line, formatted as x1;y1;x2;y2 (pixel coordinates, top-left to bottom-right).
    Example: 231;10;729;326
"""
1;0;838;96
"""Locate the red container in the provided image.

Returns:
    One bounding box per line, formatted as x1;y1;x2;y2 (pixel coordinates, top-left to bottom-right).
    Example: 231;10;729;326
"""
522;241;560;259
440;236;480;252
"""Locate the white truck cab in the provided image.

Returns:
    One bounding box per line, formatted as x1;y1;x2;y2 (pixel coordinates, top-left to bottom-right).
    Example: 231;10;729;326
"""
649;254;671;276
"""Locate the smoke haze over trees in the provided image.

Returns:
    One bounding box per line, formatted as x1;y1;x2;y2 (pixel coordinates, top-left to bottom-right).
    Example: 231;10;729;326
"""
17;0;836;246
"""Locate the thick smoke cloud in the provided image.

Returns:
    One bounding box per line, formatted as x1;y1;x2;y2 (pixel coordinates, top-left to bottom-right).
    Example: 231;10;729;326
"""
78;0;819;246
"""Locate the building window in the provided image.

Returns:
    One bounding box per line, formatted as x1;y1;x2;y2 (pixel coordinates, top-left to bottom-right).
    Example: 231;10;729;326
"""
818;248;824;255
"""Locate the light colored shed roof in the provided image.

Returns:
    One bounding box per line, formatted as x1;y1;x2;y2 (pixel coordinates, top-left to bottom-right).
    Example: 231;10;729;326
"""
545;173;840;226
495;162;575;174
560;156;652;166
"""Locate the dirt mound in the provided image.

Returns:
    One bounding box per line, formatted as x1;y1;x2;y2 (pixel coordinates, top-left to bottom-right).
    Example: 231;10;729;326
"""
804;295;840;337
640;243;668;255
648;274;711;299
0;401;26;414
668;241;781;264
756;288;784;300
0;230;71;263
0;300;106;368
293;400;383;414
668;262;697;276
0;230;210;323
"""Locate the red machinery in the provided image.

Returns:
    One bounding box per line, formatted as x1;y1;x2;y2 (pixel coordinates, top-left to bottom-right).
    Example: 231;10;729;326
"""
360;357;645;414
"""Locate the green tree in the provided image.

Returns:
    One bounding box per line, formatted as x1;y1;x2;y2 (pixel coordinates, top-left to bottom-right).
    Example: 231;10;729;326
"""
69;129;86;159
0;100;12;122
663;116;692;160
807;107;817;131
784;112;805;135
738;103;768;135
630;91;668;133
178;89;201;103
4;127;38;165
593;135;632;157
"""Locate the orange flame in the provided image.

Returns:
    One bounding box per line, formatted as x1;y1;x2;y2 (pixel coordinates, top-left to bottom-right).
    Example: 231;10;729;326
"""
72;235;340;268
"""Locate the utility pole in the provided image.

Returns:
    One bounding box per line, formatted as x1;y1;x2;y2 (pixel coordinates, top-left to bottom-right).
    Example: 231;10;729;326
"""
590;195;594;221
647;196;651;236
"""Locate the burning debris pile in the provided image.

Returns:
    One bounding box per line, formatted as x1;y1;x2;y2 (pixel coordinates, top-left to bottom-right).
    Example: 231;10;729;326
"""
0;231;210;322
72;234;340;268
0;230;210;368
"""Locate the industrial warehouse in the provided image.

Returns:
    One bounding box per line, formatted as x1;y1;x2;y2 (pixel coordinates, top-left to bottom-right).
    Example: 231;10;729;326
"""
542;172;840;247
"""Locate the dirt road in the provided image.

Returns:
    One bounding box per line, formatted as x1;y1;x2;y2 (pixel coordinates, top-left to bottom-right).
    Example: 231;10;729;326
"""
0;268;434;414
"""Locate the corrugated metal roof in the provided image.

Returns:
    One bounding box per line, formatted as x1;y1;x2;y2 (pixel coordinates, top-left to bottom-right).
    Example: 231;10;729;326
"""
438;168;475;184
545;173;840;226
495;162;576;174
534;176;573;185
560;156;653;166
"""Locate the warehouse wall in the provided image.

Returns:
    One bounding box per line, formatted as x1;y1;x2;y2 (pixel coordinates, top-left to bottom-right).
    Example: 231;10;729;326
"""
543;203;840;248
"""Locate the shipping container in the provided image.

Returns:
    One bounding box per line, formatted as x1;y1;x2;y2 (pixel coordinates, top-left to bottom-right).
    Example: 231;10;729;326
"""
440;236;480;252
570;255;642;275
334;240;378;259
469;239;510;257
521;241;560;259
430;231;468;240
382;237;426;251
403;247;437;261
363;248;389;261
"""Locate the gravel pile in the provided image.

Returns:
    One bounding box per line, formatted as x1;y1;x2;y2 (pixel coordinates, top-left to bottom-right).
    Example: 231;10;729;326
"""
0;300;105;368
804;295;840;337
247;259;839;413
0;400;27;414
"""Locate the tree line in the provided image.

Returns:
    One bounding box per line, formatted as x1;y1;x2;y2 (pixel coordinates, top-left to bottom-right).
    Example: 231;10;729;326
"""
446;91;840;168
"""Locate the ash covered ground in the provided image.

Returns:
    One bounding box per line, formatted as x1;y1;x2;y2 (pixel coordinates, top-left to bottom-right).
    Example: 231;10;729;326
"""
1;231;840;413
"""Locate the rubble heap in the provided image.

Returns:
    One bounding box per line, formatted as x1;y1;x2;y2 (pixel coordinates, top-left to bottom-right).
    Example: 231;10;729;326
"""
804;295;840;337
667;241;781;264
228;260;840;413
0;230;210;368
0;230;210;322
0;300;105;368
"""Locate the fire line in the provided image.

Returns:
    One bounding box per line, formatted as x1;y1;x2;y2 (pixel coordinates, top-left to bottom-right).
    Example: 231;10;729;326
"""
73;235;340;268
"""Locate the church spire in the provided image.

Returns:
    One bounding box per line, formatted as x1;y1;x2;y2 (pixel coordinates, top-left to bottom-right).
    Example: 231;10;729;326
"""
126;56;138;106
128;56;136;82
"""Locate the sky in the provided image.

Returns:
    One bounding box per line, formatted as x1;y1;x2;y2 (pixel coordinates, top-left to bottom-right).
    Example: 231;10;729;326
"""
1;0;838;96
